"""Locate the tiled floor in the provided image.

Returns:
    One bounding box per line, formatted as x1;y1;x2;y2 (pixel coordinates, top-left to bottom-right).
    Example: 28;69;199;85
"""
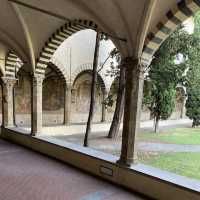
0;139;148;200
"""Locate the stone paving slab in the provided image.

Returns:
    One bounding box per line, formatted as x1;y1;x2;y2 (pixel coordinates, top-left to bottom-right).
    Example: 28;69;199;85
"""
18;119;192;136
0;139;147;200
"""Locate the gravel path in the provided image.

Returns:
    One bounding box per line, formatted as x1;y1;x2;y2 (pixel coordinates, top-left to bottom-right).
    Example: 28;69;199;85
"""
138;142;200;153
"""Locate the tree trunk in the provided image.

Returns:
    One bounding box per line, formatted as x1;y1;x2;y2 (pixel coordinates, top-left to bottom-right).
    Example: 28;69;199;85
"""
84;32;101;147
192;118;199;128
154;116;159;133
108;65;126;139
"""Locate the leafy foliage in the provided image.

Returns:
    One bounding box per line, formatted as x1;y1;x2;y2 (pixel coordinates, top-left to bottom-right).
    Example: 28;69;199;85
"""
183;13;200;127
144;26;193;128
145;12;200;129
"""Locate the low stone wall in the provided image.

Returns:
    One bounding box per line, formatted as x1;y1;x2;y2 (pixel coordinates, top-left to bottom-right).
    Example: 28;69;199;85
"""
1;128;199;200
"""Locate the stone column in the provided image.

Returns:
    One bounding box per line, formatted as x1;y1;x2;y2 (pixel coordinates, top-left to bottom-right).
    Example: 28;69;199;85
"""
117;57;145;166
2;77;16;127
63;84;72;125
101;90;108;122
31;75;44;136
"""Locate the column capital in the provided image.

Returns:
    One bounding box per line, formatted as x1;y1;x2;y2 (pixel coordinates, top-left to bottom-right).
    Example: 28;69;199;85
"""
65;83;72;91
2;77;16;127
121;57;148;67
121;57;140;66
32;75;44;85
1;77;17;86
120;57;145;80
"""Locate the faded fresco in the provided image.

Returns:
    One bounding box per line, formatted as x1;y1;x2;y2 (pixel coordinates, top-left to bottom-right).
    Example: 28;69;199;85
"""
42;76;65;112
0;72;186;125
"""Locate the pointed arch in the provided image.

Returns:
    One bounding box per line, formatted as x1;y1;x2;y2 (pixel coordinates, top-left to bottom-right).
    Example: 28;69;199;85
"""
142;0;200;65
35;19;98;77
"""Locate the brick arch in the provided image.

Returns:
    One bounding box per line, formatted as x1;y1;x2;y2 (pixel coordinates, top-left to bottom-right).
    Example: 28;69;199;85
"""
35;19;98;77
5;51;23;78
142;0;200;65
71;63;107;92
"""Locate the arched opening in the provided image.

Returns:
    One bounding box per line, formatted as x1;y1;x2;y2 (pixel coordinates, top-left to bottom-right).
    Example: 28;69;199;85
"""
136;11;200;181
35;28;119;148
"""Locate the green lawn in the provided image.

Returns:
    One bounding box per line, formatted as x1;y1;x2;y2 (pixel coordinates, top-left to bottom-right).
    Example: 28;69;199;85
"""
138;128;200;145
140;152;200;180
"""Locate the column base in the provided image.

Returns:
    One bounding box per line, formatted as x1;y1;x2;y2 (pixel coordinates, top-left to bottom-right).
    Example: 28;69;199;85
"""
31;132;37;136
63;122;70;126
31;129;41;136
117;156;137;167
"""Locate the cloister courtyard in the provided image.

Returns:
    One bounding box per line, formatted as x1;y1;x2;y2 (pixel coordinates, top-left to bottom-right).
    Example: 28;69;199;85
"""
1;0;200;199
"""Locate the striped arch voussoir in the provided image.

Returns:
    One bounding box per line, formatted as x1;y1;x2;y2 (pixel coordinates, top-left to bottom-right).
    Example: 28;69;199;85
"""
5;51;23;78
142;0;200;65
35;19;98;77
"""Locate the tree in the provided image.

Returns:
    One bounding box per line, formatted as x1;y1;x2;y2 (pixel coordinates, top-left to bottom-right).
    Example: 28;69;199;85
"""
150;85;176;133
180;12;200;127
107;65;125;138
101;48;125;139
185;87;200;127
146;26;195;132
185;54;200;127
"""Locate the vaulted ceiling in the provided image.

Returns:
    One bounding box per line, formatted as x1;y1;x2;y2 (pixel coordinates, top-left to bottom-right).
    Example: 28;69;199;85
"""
0;0;197;72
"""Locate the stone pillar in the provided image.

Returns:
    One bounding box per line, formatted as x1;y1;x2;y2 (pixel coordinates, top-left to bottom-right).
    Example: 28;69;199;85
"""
63;84;72;125
31;75;44;136
101;90;108;122
2;77;16;127
117;57;145;166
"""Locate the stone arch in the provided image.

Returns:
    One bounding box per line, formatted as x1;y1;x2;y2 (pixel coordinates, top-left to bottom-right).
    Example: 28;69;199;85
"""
5;51;23;78
35;19;98;77
71;63;107;92
142;0;200;65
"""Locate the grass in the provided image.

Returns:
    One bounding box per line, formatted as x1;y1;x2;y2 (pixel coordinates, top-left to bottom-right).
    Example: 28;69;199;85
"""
138;128;200;145
140;152;200;180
